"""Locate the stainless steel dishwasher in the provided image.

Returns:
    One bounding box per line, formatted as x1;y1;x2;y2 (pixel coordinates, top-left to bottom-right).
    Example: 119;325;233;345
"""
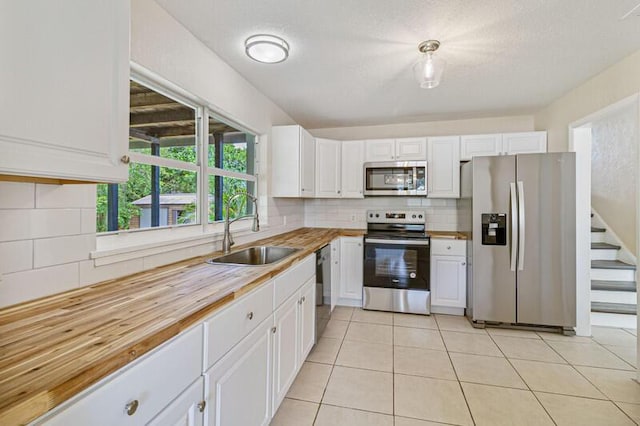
315;244;331;342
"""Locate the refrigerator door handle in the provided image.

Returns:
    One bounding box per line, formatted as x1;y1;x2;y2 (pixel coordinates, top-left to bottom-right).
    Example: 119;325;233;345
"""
510;182;517;271
517;181;525;271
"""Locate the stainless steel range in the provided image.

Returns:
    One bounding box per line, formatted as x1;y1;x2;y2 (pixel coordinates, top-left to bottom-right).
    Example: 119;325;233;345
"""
363;210;431;315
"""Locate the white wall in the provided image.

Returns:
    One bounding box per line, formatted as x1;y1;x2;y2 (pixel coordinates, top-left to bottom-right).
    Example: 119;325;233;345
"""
591;104;638;253
0;0;304;308
310;115;534;140
535;50;640;152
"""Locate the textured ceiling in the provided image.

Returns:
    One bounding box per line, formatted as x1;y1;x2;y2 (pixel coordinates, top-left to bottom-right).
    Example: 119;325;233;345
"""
156;0;640;129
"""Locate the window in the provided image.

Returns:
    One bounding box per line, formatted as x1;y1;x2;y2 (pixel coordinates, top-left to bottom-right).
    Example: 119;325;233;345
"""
97;77;257;234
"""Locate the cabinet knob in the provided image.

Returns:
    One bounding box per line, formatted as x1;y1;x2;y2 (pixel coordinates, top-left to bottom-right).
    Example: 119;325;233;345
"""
247;311;254;320
462;262;466;266
337;190;341;194
447;246;451;250
271;326;277;334
124;399;139;416
197;401;206;413
358;243;362;247
302;296;306;302
120;155;131;164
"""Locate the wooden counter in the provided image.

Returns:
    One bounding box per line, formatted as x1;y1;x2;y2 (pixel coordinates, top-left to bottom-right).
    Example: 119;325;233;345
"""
427;231;469;240
0;228;364;425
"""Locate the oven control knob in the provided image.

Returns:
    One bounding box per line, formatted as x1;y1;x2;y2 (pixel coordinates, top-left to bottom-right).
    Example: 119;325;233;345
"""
369;213;373;218
418;214;423;219
410;272;416;279
375;214;379;218
412;214;416;219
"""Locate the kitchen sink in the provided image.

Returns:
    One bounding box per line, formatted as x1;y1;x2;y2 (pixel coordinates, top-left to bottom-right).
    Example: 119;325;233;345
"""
206;246;300;266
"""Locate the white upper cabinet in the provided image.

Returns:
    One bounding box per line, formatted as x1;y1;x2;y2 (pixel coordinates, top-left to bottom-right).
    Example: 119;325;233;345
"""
502;131;547;155
460;132;547;160
0;0;130;183
315;138;342;198
365;138;427;162
460;134;503;160
271;125;316;197
365;139;395;162
427;136;460;199
341;140;365;198
395;137;427;160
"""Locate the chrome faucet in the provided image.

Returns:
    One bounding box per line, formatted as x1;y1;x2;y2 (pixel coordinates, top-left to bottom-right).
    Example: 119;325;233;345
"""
222;192;260;254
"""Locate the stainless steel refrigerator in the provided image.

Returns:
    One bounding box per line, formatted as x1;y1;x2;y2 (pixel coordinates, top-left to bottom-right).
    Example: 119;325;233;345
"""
461;153;576;330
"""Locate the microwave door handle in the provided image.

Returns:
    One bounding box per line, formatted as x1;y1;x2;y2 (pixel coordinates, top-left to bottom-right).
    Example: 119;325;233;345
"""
510;182;517;272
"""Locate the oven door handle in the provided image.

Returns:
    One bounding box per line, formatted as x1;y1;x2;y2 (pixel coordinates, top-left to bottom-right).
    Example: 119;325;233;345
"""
365;238;430;246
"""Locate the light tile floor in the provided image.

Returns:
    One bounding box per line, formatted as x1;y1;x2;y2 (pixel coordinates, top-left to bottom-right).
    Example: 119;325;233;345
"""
270;307;640;426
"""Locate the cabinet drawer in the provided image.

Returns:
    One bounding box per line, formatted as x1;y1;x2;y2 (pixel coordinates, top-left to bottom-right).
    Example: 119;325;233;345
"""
41;325;203;426
205;280;274;369
431;239;466;256
274;254;315;307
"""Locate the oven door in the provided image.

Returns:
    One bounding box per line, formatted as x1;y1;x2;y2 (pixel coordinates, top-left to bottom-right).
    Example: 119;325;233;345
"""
363;238;430;290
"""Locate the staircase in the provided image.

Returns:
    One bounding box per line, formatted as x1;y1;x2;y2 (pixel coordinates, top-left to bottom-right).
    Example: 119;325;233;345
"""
590;217;637;329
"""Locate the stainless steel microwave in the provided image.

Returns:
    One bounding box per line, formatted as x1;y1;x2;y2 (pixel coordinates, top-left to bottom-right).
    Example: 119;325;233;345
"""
363;161;427;196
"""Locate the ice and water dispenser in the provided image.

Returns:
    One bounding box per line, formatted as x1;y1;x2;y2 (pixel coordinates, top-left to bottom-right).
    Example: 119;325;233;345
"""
481;213;507;245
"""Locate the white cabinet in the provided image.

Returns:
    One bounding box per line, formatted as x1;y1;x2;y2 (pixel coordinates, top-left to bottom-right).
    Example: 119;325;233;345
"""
204;317;273;426
330;240;341;310
339;237;364;303
272;278;315;412
431;240;467;311
341;140;365;198
460;132;547;160
315;138;342;197
396;137;428;160
271;125;316;197
148;377;204;426
502;131;547;155
0;0;129;183
40;326;204;426
427;136;460;199
365;138;427;162
460;134;503;160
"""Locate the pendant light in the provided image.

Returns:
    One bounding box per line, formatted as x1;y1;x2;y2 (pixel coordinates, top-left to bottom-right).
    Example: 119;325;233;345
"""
413;40;445;89
245;34;289;64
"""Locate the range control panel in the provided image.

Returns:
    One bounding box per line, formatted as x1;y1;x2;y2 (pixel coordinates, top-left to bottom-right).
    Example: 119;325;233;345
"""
366;210;426;224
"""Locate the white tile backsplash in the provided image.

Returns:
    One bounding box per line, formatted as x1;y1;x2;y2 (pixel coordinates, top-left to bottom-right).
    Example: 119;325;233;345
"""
35;184;96;209
0;210;31;242
0;182;35;208
0;240;33;274
0;263;79;307
30;209;82;238
80;208;97;234
79;258;145;287
34;234;96;268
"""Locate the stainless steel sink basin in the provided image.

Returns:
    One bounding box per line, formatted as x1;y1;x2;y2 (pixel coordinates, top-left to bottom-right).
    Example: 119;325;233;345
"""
207;246;300;266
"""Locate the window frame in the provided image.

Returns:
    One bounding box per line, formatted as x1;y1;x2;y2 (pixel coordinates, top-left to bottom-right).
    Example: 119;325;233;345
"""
96;65;260;247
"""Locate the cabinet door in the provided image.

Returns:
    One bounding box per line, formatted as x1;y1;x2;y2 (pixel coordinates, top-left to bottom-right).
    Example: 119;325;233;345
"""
315;138;341;198
431;255;467;308
300;128;316;197
427;137;460;198
341;140;365;198
205;318;272;426
460;134;503;161
395;137;427;160
330;240;341;310
0;0;129;183
272;296;299;412
299;278;316;362
365;139;395;162
502;131;547;155
339;237;364;301
148;377;204;426
271;125;302;197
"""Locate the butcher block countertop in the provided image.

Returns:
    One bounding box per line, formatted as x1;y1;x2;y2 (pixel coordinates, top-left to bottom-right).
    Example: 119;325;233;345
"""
427;231;469;240
0;227;364;425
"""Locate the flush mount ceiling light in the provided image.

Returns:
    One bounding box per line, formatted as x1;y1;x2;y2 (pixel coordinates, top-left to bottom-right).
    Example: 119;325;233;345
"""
245;34;289;64
413;39;446;89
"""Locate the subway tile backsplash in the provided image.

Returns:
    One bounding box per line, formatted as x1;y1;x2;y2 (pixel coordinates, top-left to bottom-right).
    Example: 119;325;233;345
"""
304;198;458;231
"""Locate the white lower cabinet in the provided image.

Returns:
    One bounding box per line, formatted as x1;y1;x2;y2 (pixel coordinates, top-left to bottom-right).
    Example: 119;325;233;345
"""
204;317;273;426
272;278;316;412
339;237;364;304
148;377;205;426
430;240;467;310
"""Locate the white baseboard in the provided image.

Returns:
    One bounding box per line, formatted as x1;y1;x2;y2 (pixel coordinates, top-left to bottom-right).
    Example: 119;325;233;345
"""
431;306;465;316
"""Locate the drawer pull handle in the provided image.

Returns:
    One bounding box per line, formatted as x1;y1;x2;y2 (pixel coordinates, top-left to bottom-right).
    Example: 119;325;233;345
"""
125;399;139;416
247;312;254;320
447;246;451;250
272;326;277;334
301;296;306;302
197;401;206;413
